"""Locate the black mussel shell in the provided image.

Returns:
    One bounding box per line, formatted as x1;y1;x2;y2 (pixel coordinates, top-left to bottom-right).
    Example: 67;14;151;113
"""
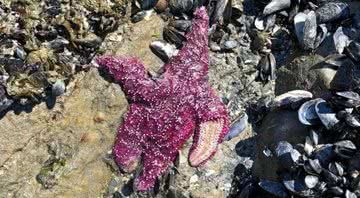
345;190;357;198
224;113;248;141
334;140;357;159
324;54;349;68
345;41;360;63
263;0;291;16
344;114;360;128
275;141;293;157
353;12;360;29
238;182;257;198
294;11;318;50
0;57;26;75
336;91;360;102
304;159;323;175
256;52;276;82
150;40;178;63
304;175;319;189
332;91;360;108
131;11;148;23
169;0;194;15
310;130;319;146
315;2;350;24
169;20;192;32
0;85;13;112
137;0;159;10
328;162;344;177
315;99;339;130
322;170;340;186
272;90;313;109
258;180;288;198
282;179;307;195
314;144;335;167
303;11;317;50
298;99;321;126
326;186;344;196
209;0;232;26
333;27;350;54
254;14;276;31
48;37;70;52
163;26;186;48
279;149;301;169
314;24;327;49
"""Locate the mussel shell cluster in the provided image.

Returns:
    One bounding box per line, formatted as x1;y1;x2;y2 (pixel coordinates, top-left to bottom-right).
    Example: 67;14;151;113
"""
246;88;360;197
254;0;353;51
0;0;126;111
251;0;360;84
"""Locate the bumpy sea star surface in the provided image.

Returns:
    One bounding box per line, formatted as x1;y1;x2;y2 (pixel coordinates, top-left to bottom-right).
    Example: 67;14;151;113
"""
97;7;230;191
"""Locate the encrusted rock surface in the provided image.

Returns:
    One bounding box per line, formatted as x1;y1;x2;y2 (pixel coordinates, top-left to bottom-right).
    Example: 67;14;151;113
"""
0;68;128;197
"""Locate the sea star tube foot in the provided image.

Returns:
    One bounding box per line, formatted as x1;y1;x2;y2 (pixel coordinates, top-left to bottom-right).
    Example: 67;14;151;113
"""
97;6;230;191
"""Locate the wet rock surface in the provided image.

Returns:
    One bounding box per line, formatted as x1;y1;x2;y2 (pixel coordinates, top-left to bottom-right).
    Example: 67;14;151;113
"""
0;68;128;197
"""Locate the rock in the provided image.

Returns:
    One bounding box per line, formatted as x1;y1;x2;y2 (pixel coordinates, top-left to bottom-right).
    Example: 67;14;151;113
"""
253;110;310;180
331;58;360;91
276;54;337;97
101;14;165;72
0;69;128;197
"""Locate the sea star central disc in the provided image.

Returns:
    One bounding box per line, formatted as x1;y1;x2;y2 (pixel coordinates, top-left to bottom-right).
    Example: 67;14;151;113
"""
97;7;230;191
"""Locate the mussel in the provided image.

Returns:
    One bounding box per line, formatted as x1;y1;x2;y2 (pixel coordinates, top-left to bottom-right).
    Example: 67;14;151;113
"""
256;52;276;82
298;99;321;126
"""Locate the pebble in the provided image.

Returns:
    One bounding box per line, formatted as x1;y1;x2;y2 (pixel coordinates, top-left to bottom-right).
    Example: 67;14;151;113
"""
224;183;232;191
190;174;199;184
205;169;216;177
210;42;221;51
80;131;99;143
223;40;238;50
94;112;106;122
51;80;66;96
239;156;254;169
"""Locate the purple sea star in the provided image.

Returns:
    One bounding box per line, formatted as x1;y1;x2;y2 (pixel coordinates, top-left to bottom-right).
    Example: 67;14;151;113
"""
97;7;230;191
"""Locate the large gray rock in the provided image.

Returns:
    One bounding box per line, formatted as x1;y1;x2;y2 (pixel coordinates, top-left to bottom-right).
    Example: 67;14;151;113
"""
276;54;337;97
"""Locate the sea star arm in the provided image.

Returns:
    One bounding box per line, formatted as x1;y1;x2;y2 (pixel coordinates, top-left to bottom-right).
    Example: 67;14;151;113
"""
189;89;230;166
134;146;172;191
164;7;209;78
112;104;144;172
97;56;172;103
134;110;196;191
